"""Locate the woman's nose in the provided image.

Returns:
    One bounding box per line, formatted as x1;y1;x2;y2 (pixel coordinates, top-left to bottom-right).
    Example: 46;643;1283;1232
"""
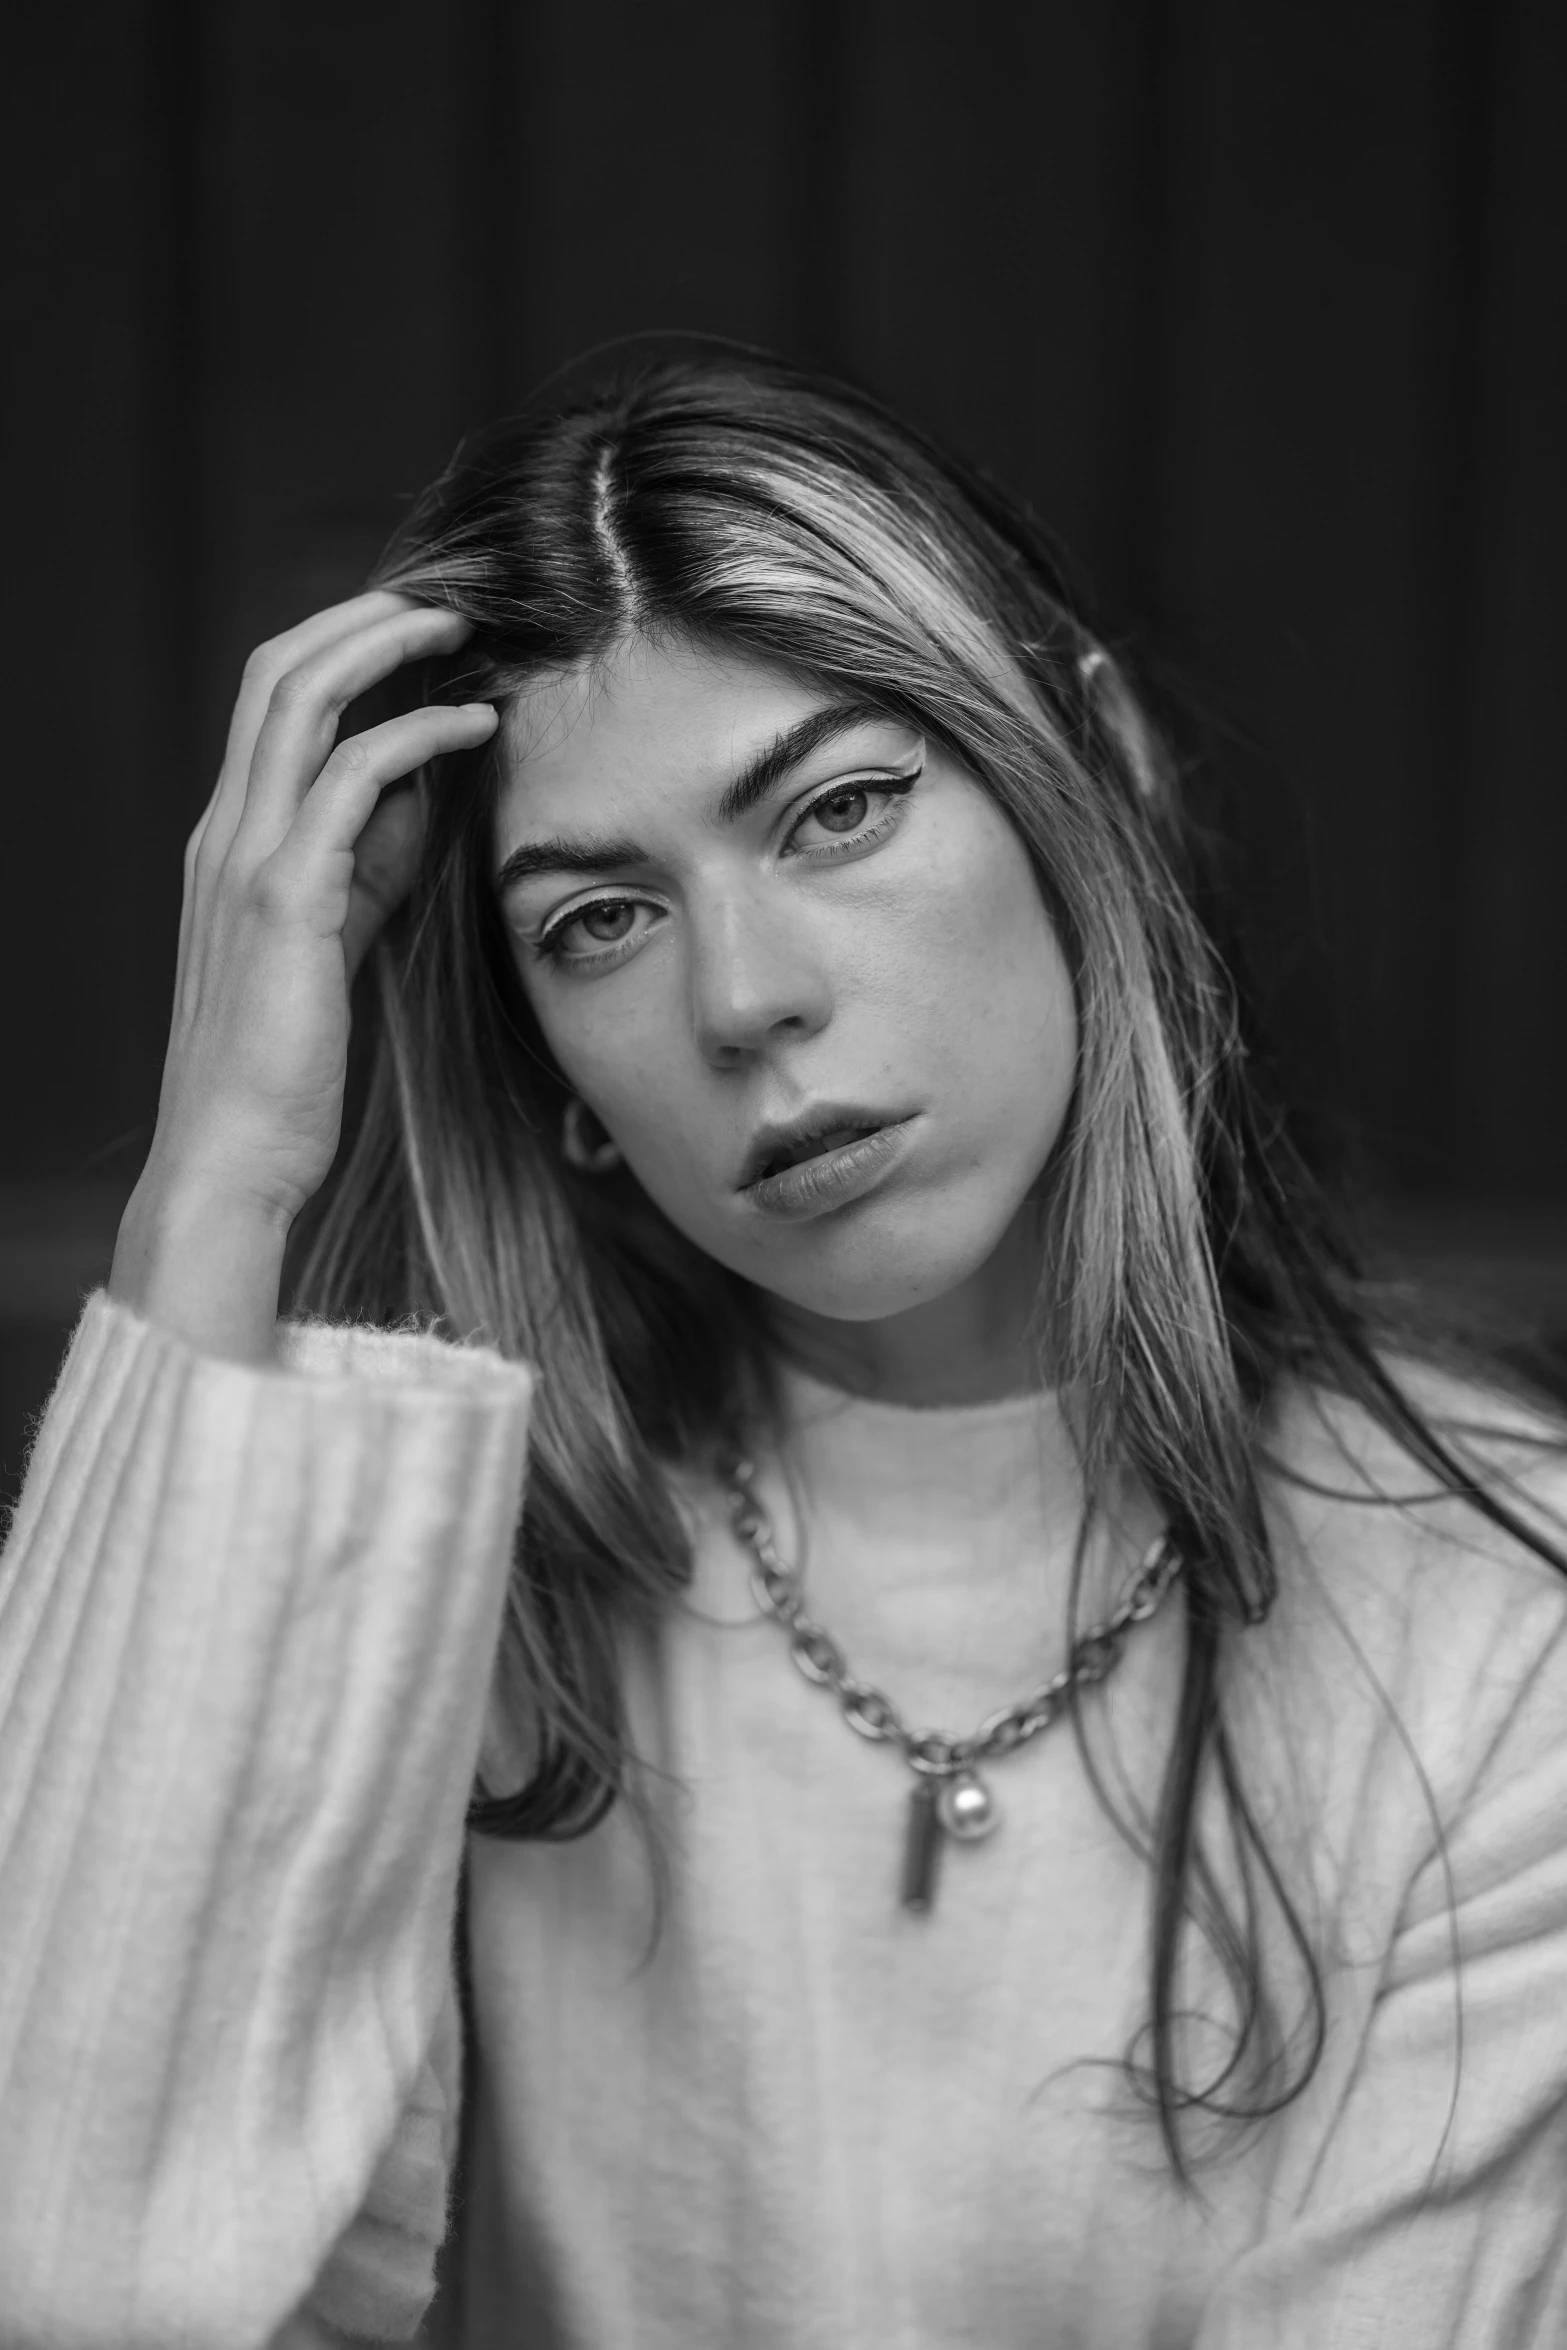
688;888;834;1066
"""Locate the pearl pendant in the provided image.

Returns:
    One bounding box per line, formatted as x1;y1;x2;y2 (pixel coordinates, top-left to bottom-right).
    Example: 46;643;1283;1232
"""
935;1768;999;1842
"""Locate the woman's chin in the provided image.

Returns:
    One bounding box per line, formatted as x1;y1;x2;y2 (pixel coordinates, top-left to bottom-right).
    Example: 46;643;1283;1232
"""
744;1210;1026;1329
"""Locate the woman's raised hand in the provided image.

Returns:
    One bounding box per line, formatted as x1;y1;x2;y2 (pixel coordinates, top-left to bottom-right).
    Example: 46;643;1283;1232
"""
110;592;498;1362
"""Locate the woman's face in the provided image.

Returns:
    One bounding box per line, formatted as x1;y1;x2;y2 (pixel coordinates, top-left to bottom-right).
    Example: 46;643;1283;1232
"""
492;633;1076;1329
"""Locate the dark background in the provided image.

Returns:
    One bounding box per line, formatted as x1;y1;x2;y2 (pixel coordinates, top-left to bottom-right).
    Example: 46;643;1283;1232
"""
3;0;1565;1484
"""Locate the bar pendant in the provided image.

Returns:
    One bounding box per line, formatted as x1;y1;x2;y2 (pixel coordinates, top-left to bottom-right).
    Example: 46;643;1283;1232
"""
900;1778;943;1914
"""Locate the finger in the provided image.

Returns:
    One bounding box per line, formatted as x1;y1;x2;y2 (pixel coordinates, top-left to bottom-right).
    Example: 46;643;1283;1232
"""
219;589;426;801
271;702;497;881
229;605;477;865
173;811;205;1011
341;782;428;982
193;592;454;885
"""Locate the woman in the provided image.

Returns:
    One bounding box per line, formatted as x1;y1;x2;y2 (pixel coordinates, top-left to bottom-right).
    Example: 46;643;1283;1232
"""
2;344;1566;2348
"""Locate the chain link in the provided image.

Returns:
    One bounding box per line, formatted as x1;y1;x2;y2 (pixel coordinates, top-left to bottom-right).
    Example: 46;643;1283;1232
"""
723;1458;1183;1776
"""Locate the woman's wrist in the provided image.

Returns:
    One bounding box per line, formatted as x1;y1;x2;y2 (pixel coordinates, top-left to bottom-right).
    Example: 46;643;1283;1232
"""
110;1166;294;1366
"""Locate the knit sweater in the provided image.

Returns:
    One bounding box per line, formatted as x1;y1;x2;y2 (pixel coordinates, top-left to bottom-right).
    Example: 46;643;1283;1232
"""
2;1292;1567;2349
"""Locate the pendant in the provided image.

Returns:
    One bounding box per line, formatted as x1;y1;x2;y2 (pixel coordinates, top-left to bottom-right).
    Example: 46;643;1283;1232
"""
935;1768;999;1843
900;1779;943;1913
900;1770;1000;1913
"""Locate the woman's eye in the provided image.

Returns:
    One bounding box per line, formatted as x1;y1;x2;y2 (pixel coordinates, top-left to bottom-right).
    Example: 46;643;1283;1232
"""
533;766;919;966
812;786;871;835
538;897;656;964
578;903;636;943
788;771;918;856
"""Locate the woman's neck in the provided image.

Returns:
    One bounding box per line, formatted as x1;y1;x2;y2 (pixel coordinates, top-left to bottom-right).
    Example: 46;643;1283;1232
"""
767;1209;1054;1407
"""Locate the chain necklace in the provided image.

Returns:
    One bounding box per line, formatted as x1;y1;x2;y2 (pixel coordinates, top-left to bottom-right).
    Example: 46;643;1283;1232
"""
722;1452;1183;1916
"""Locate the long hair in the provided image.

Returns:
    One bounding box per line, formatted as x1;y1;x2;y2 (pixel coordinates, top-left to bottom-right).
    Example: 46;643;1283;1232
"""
288;339;1567;2179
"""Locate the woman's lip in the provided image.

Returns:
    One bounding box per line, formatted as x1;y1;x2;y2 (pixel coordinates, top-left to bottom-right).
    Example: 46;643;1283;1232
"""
740;1117;917;1221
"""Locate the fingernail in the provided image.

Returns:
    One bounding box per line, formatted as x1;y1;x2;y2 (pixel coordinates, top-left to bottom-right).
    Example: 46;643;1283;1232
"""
461;702;497;718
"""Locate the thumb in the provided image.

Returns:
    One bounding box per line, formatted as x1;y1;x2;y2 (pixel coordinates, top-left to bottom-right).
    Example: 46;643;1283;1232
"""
343;776;428;982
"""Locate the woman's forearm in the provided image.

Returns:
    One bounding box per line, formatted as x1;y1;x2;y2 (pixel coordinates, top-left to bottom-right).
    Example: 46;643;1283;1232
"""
109;1163;292;1366
0;1291;532;2348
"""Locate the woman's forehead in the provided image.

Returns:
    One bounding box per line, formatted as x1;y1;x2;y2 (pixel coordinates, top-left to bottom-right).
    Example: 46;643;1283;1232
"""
492;636;892;836
503;636;807;766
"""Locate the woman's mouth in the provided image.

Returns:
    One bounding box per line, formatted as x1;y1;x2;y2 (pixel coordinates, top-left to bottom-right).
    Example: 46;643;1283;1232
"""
739;1113;918;1221
754;1121;880;1179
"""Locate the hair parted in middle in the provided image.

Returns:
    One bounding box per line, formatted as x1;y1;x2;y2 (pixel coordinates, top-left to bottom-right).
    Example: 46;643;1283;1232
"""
289;337;1566;2178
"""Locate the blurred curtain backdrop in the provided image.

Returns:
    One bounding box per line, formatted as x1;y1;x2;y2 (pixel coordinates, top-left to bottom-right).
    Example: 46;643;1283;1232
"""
3;0;1564;1479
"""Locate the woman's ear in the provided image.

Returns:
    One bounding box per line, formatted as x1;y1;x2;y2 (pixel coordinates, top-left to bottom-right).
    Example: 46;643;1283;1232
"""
562;1095;624;1174
1078;649;1169;809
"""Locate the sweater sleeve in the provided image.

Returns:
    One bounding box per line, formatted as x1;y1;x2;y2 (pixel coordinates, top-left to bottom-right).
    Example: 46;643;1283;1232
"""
0;1290;533;2350
1195;1583;1567;2349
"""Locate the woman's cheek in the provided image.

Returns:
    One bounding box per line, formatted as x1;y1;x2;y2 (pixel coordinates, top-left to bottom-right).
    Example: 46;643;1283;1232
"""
533;984;662;1120
580;1031;704;1181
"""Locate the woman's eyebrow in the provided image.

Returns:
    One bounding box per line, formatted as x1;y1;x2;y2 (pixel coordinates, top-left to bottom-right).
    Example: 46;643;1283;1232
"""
494;699;891;894
495;832;647;894
711;700;889;823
